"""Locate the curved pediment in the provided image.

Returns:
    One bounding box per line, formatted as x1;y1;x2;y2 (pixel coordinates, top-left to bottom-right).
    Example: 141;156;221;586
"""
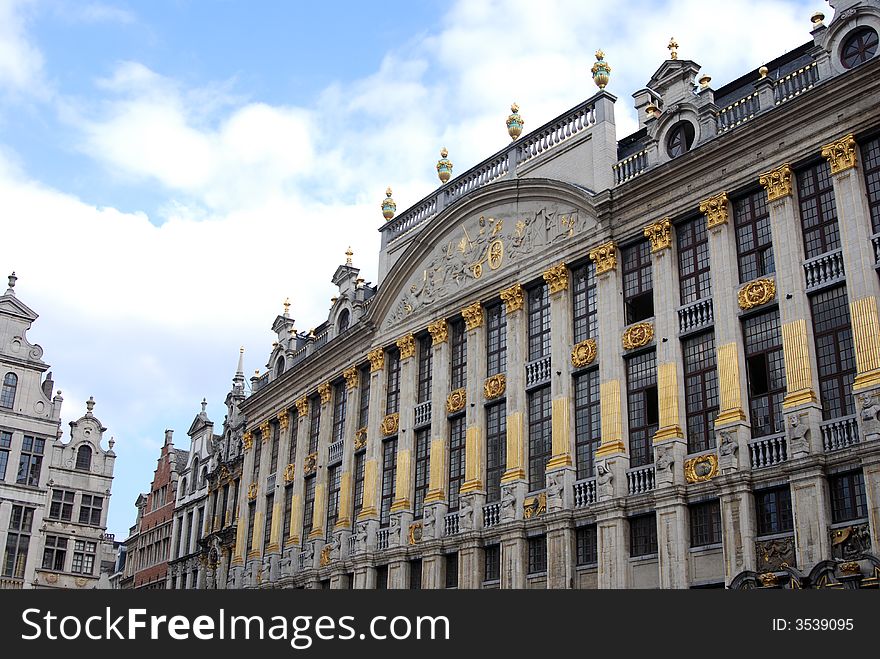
371;178;601;334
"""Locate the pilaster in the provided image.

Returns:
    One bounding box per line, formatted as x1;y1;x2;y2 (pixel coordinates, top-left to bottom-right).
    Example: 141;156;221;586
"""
788;461;831;568
460;302;486;520
655;489;689;588
500;284;528;518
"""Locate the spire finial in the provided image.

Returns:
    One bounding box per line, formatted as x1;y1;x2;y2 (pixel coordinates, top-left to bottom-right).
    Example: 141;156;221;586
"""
506;103;523;140
591;50;611;90
236;346;245;377
345;246;353;266
668;37;679;60
437;148;453;184
201;397;207;414
381;187;397;221
283;297;290;316
5;272;16;296
86;396;95;414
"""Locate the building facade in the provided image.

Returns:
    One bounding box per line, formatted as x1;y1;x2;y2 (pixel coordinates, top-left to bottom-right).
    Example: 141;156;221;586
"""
182;0;880;589
0;275;117;589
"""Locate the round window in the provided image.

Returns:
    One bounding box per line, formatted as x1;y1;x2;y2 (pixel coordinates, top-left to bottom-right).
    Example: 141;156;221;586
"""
666;121;696;158
841;27;878;69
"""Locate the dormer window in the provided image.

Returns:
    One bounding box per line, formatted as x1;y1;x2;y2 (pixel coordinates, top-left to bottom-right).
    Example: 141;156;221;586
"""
666;121;695;158
75;445;92;471
338;309;350;333
1;372;17;409
841;27;878;69
275;356;285;378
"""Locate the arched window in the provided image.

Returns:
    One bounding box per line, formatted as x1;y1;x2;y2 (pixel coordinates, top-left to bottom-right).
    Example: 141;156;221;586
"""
842;27;878;69
75;445;92;471
666;121;696;158
180;477;188;497
201;467;208;488
190;458;199;493
275;356;285;378
1;372;17;409
338;309;350;334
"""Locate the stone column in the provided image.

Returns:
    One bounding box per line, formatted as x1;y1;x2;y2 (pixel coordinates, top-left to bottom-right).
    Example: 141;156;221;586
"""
595;502;628;588
500;284;527;528
334;367;361;552
500;530;526;589
717;475;756;584
424;320;451;540
789;463;831;568
459;301;486;529
232;429;256;568
355;348;387;551
285;397;311;563
546;519;574;589
390;334;417;547
655;490;689;589
309;384;334;545
862;450;880;552
421;547;444;588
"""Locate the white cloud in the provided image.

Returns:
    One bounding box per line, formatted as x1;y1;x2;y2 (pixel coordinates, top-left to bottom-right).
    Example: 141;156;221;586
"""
0;0;45;96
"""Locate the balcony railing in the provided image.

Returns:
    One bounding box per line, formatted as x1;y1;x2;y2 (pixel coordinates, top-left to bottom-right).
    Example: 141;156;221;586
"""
717;91;759;132
820;415;860;453
677;298;714;335
266;473;276;491
749;433;787;469
298;552;308;571
348;535;358;556
444;513;460;536
328;439;344;465
483;503;501;528
803;249;845;291
516;100;597;167
376;528;389;551
414;401;432;428
573;477;597;507
626;465;656;495
444;151;510;203
774;62;819;105
613;149;648;185
0;578;24;590
525;356;551;389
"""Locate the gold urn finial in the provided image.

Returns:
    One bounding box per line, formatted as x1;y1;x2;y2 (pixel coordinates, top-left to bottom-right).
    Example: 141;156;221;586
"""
283;297;291;315
437;148;453;184
381;187;396;221
698;74;711;90
345;246;353;266
811;11;825;27
506;103;524;140
668;37;679;60
759;65;769;78
591;50;611;90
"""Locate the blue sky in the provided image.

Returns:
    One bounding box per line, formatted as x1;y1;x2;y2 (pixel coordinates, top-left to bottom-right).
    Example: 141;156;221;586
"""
0;0;817;537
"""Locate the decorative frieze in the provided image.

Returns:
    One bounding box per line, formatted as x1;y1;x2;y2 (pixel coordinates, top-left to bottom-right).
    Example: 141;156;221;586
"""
500;283;524;313
589;241;617;274
483;374;506;400
756;537;796;572
622;321;654;350
759;163;793;202
381;413;400;437
295;396;309;418
821;133;857;175
699;192;729;229
461;302;483;330
354;427;368;451
542;262;569;295
427;319;449;345
303;452;318;476
343;366;359;390
318;382;331;405
368;348;385;372
643;218;672;251
396;334;416;359
446;388;466;414
830;523;871;560
571;338;598;368
684;453;718;483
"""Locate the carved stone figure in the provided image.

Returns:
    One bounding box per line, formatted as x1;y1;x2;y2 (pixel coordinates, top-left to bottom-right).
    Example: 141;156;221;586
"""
718;429;739;471
756;537;796;572
460;497;474;531
500;484;517;521
654;444;674;486
596;460;614;501
422;506;436;537
545;471;564;512
389;515;402;545
859;393;880;442
268;553;281;583
280;551;295;578
354;521;369;552
831;523;871;560
787;412;811;457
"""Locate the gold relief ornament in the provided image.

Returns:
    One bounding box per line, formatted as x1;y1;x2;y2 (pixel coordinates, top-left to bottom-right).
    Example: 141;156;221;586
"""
500;283;524;313
343;366;359;390
571;339;598;368
320;544;332;568
368;348;385;372
304;452;318;476
542;262;569;295
821;134;857;175
396;334;416;359
247;482;258;501
589;241;617;274
523;492;547;519
277;409;289;431
839;561;861;576
759;572;780;587
446;388;466;414
295;396;309;418
699;192;729;229
738;277;776;310
759;164;793;202
461;301;483;330
427;319;448;345
643;218;672;251
381;413;400;437
483;374;506;400
242;431;253;451
318;382;331;405
260;420;271;442
283;463;296;484
684;453;719;484
622;322;654;350
408;522;423;545
354;427;368;451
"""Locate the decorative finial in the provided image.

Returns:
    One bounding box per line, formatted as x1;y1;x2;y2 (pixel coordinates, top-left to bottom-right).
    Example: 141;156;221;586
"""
86;396;95;414
645;103;660;119
759;65;769;79
201;398;207;413
381;187;396;221
108;436;115;450
345;246;353;266
5;272;17;296
591;50;611;90
668;37;679;60
698;74;711;90
506;103;524;140
437;148;453;184
811;11;825;27
331;296;338;305
254;369;260;376
308;328;316;340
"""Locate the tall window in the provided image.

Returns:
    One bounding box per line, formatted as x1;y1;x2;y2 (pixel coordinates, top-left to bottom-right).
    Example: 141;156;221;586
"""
743;310;786;437
42;535;68;571
527;387;552;491
484;544;500;583
191;457;200;493
576;525;598;565
252;430;262;478
16;435;44;486
629;513;658;557
357;364;371;429
626;351;658;468
263;493;274;553
448;416;466;511
220;484;230;528
450;320;467;390
797;161;840;259
337;309;351;334
810;286;856;419
572;261;598;344
527;535;547;575
574;369;601;480
689;500;722;547
622;240;654;323
269;422;279;474
755;486;793;536
385;350;401;415
486;303;507;376
326;465;341;530
185;511;194;555
677;215;712;304
71;540;97;575
413;429;430;518
379;438;398;528
485;402;506;503
863;136;880;233
445;553;458;589
75;445;92;471
375;565;389;590
282;485;293;543
332;382;347;443
409;559;422;590
417;334;433;404
353;451;366;520
49;489;75;521
0;373;17;409
683;332;719;453
3;505;34;578
829;471;868;524
733;189;775;283
0;430;11;481
527;284;551;361
302;477;316;539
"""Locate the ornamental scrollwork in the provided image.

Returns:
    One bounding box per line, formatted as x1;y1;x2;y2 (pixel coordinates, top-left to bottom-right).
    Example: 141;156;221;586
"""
343;366;359;390
283;463;296;484
571;338;597;368
242;431;253;451
354;427;368;451
319;544;333;568
759;164;793;202
367;348;385;372
589;241;617;274
247;482;258;501
408;522;423;545
821;134;857;175
542;262;569;295
500;283;524;313
684;453;718;483
461;302;483;330
381;413;400;437
427;319;448;345
622;322;654;350
830;523;871;560
643;218;672;251
303;452;318;476
295;396;309;418
317;382;332;405
483;374;506;400
699;192;729;229
446;388;466;414
396;334;416;359
737;277;776;310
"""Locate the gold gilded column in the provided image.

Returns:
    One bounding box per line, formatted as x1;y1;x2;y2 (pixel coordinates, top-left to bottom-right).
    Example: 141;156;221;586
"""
595;379;626;457
424;438;447;502
715;343;748;425
654;362;684;442
851;296;880;391
781;319;818;407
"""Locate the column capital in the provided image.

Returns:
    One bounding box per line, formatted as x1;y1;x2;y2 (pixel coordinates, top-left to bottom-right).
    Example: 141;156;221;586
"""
461;301;483;330
820;133;857;175
589;240;617;274
396;333;416;359
699;191;730;229
343;366;359;390
277;408;290;431
317;382;331;405
295;396;309;417
542;262;569;295
367;347;385;372
427;319;448;345
643;217;672;252
500;283;524;313
759;163;793;202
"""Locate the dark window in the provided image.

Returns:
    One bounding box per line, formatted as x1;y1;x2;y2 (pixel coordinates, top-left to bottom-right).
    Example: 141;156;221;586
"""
302;477;316;539
220;484;230;528
252;429;262;478
0;373;17;409
417;334;433;404
16;435;44;486
484;544;501;582
574;369;601;480
622;240;654;323
527;284;551;361
42;535;67;571
666;121;695;158
332;382;347;444
3;505;34;578
269;423;279;474
357;365;371;429
71;540;96;575
450;320;467;390
308;395;321;454
75;445;92;471
733;189;775;283
385;350;401;415
486;303;507;376
0;430;10;481
755;486;793;536
683;332;719;453
409;560;422;590
630;513;658;557
689;500;722;547
863;136;880;233
448;416;466;511
743;309;786;437
78;494;103;526
626;351;658;467
246;501;256;555
282;484;293;544
353;452;366;520
810;286;856;419
263;493;274;552
528;386;552;491
445;553;458;588
413;429;430;518
191;457;200;493
375;565;388;590
829;471;868;523
841;27;879;68
326;465;341;531
527;535;547;574
677;215;712;304
572;262;598;344
797;160;840;259
275;356;284;378
576;525;598;565
49;489;75;521
379;438;397;527
486;402;506;502
337;309;350;333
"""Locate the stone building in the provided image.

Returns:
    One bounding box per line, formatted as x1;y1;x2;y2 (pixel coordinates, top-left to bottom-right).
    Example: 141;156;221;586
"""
0;274;117;589
191;0;880;589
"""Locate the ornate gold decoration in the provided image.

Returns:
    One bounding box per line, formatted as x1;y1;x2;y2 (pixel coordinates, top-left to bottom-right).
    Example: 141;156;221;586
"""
839;561;861;575
667;37;679;60
811;11;825;27
622;322;654;350
277;409;289;431
354;427;368;451
320;544;332;568
396;334;416;359
643;218;672;251
318;382;331;405
699;192;729;229
408;522;423;545
427;319;448;345
523;492;547;519
343;366;358;390
382;187;396;221
283;463;296;484
542;262;569;295
698;74;711;89
381;413;400;437
571;339;598;368
446;388;466;414
589;241;617;274
242;431;253;451
368;348;385;372
591;50;611;89
247;482;258;501
483;374;506;400
821;134;857;175
303;452;318;476
295;396;309;417
487;239;504;270
759;164;793;202
461;301;483;330
759;572;779;587
738;277;776;310
684;454;719;483
500;283;524;313
437;148;453;184
259;420;271;442
506;103;523;140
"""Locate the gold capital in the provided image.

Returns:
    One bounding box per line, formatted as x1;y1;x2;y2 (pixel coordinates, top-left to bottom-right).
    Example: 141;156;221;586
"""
589;241;617;274
367;347;385;372
500;283;524;313
542;262;569;295
759;164;793;202
821;134;857;175
396;333;416;359
644;218;672;251
427;319;449;345
295;396;309;417
277;409;290;431
317;382;331;405
343;365;359;390
699;192;729;229
461;301;483;330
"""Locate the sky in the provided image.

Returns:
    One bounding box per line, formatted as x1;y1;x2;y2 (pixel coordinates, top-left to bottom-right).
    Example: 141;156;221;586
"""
0;0;820;537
